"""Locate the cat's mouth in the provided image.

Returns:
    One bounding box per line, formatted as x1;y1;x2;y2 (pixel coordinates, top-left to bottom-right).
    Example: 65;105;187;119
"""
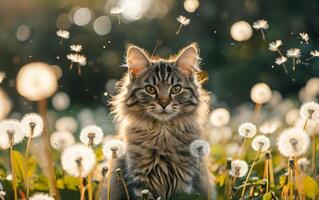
150;111;178;121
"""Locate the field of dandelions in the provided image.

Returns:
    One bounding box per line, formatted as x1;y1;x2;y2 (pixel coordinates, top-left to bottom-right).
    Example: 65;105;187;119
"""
1;2;319;200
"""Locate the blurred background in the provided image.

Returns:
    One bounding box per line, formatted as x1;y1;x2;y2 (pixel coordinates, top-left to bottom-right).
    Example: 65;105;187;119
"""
0;0;319;133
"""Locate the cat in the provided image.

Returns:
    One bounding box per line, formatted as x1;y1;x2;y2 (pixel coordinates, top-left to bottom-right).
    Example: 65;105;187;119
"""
109;43;210;200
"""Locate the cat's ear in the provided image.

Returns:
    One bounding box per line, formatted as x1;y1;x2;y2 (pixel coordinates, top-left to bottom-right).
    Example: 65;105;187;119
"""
126;44;150;79
175;43;200;77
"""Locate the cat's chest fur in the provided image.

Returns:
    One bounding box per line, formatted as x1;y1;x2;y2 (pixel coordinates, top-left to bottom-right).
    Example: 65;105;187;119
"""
125;124;199;199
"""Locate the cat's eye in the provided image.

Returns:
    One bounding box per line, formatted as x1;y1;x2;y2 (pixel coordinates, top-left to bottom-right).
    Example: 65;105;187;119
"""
145;86;157;94
171;85;182;94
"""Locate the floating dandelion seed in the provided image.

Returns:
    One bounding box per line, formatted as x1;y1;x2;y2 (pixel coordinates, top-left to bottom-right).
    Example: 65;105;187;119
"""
306;50;319;61
103;139;125;160
0;119;25;149
210;108;230;128
268;40;283;52
66;53;87;75
277;128;310;157
299;32;309;44
252;19;269;40
50;131;75;151
80;125;104;147
56;30;70;44
275;56;288;74
229;159;248;177
238;122;256;138
190;139;210;158
176;15;190;35
70;44;83;52
29;193;54;200
110;6;123;24
251;135;270;152
0;72;6;84
286;48;301;71
61;144;96;177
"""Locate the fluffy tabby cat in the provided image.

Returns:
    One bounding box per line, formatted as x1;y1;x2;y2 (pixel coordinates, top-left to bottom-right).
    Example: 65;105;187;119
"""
109;43;210;200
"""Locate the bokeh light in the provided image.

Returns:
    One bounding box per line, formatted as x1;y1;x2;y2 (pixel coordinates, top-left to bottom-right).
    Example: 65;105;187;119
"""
16;62;58;101
183;0;199;13
0;88;11;120
230;20;253;42
16;25;31;41
93;16;112;35
52;92;70;111
73;7;92;26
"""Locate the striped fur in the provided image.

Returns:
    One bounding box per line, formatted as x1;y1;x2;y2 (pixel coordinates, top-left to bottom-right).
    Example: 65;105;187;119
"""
110;44;210;199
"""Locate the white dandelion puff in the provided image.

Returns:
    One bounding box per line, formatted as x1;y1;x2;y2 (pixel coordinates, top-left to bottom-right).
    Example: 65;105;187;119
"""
277;128;310;157
103;140;125;160
29;193;54;200
56;30;69;44
299;32;309;44
250;83;272;104
252;19;269;40
268;40;283;52
294;118;319;135
251;135;270;152
55;116;78;133
70;44;83;52
285;108;300;125
80;125;104;147
110;6;123;24
300;101;319;122
210;108;230;128
61;144;96;177
0;119;25;149
66;53;87;75
21;113;43;138
259;120;281;134
229;159;248;178
190;139;210;158
176;15;190;35
238;122;257;138
50;131;75;151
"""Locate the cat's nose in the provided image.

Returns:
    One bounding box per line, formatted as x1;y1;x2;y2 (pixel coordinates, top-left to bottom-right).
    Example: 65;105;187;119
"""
158;101;169;109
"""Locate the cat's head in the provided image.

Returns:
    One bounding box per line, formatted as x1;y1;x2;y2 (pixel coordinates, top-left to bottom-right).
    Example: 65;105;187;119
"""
115;43;206;122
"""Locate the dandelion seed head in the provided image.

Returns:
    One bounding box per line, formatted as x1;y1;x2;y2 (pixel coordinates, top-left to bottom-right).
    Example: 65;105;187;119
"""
294;118;319;135
80;125;104;146
21;113;43;138
275;56;287;65
268;40;283;52
238;122;256;138
252;19;269;30
229;159;248;177
29;193;54;200
259;119;281;134
251;135;270;152
286;48;301;58
61;144;96;177
70;44;83;52
210;108;230;127
277;128;310;157
190;139;210;158
110;6;123;14
310;50;319;57
56;30;70;39
299;33;309;43
55;116;78;133
50;131;75;151
103;139;125;160
250;83;272;104
0;119;25;149
176;15;190;26
300;101;319;121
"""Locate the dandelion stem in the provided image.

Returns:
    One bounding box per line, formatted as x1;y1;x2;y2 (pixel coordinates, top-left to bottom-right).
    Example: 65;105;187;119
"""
117;14;121;25
107;159;114;200
260;30;266;41
263;157;269;193
94;167;108;200
288;160;294;200
115;169;130;200
80;177;86;200
25;124;35;199
88;173;93;200
292;57;296;71
237;137;247;159
240;151;260;199
268;156;275;189
176;24;183;35
303;118;308;131
201;160;211;200
227;176;238;200
312;133;316;176
305;56;314;61
10;142;18;200
77;65;82;76
252;103;262;123
282;63;288;74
